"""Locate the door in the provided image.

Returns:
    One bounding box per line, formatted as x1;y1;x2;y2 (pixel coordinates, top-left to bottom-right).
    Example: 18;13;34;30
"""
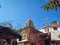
45;39;50;45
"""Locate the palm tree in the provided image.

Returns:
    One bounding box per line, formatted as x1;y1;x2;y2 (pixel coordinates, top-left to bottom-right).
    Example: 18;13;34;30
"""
0;22;22;33
42;0;60;11
0;22;13;28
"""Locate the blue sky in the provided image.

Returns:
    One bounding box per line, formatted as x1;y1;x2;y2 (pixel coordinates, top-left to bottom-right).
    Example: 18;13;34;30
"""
0;0;60;29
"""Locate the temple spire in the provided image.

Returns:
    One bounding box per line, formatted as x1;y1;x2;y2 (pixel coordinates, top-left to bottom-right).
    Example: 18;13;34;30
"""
25;19;35;28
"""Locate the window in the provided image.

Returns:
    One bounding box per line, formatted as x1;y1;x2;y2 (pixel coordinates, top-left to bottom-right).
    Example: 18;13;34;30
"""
53;27;57;30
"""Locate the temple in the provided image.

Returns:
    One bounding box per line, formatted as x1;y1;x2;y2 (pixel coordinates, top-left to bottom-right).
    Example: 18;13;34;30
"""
17;19;45;45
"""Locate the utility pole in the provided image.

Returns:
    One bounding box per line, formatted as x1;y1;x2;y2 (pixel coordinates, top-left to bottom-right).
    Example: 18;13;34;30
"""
0;5;1;8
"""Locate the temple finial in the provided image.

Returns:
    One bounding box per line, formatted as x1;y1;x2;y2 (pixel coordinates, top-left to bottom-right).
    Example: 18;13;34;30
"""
25;18;35;28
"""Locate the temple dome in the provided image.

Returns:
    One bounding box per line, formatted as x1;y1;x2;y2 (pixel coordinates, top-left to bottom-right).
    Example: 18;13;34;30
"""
25;19;35;28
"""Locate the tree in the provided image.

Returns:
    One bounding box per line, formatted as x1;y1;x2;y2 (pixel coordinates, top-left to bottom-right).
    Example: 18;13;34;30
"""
0;22;22;33
42;0;60;11
16;28;22;34
0;22;13;28
52;21;57;24
13;28;22;34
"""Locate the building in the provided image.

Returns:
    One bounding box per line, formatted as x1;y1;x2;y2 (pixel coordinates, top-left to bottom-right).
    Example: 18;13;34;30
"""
0;26;21;45
39;22;60;45
17;19;45;45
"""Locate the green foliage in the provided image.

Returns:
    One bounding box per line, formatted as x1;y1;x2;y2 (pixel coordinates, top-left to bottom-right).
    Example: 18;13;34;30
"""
13;28;22;34
42;3;53;11
0;22;13;28
0;21;22;33
52;21;57;24
16;28;22;34
42;0;60;11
